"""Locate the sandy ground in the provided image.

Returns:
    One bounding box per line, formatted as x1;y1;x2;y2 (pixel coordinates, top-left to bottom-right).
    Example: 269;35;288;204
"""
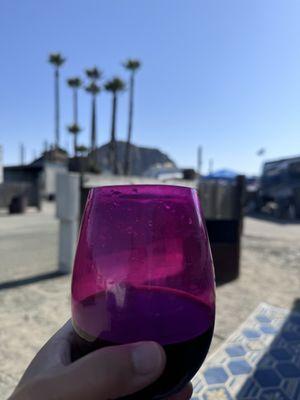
0;203;299;399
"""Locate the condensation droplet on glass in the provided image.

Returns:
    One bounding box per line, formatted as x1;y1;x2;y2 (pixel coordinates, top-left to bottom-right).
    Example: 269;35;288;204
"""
164;204;171;210
188;218;192;225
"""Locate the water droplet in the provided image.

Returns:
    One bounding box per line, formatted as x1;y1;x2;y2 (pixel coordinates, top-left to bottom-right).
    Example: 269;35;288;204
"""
164;204;171;210
127;227;133;234
188;217;192;224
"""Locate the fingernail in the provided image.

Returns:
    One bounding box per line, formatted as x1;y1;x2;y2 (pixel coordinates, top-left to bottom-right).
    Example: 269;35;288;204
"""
132;342;165;375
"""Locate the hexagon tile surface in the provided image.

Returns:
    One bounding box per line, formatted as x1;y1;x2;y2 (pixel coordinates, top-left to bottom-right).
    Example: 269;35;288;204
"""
192;303;300;399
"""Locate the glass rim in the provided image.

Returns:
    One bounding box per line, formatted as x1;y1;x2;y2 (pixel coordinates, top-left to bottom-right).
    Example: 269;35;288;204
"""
89;183;197;194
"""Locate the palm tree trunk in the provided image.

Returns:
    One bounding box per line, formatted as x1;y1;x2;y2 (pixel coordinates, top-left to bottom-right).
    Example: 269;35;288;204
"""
74;88;78;124
73;88;78;156
110;93;118;175
124;73;134;175
54;68;60;148
73;135;77;157
91;96;96;152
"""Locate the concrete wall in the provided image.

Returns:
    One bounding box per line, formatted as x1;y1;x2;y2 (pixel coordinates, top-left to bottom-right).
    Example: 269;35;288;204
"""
56;173;80;273
4;166;42;207
44;163;67;197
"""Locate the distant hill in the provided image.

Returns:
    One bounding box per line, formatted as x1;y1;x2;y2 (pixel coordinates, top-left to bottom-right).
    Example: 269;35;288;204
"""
92;141;176;176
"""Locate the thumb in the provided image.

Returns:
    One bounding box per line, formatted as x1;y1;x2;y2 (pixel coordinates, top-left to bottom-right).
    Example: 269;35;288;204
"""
55;341;165;400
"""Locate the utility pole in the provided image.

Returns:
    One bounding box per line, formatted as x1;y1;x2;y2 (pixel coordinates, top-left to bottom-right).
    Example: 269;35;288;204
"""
197;146;202;175
20;143;25;165
44;140;49;153
208;158;214;174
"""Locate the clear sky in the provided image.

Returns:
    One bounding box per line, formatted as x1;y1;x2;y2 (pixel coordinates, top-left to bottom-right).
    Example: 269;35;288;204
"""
1;0;300;175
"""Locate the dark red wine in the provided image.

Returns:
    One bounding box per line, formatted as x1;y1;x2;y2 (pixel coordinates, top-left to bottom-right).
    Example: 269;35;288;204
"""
72;286;214;399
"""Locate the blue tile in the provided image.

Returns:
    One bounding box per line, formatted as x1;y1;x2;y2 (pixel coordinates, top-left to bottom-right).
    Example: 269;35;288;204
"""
281;378;300;399
293;380;300;399
261;388;289;400
237;378;260;399
192;305;300;399
193;379;203;394
276;362;300;378
270;348;291;361
204;367;229;385
282;330;300;342
242;329;261;339
256;315;271;323
203;387;233;400
290;315;300;325
258;355;275;369
254;368;281;387
228;359;252;375
260;325;278;335
225;345;246;357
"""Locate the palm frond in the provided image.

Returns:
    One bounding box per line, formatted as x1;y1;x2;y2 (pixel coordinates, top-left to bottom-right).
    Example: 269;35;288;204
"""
67;123;81;134
48;53;66;67
104;77;126;93
67;77;82;88
123;59;141;71
76;144;88;154
85;82;101;95
85;67;102;81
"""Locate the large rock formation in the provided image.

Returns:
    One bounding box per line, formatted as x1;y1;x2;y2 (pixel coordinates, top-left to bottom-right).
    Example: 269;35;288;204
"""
92;141;176;176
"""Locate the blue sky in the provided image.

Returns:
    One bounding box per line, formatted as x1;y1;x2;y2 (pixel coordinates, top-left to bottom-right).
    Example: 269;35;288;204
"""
1;0;300;174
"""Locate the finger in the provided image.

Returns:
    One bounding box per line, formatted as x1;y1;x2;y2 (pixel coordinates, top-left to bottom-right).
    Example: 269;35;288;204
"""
168;382;193;400
52;341;166;400
36;320;75;367
47;320;75;365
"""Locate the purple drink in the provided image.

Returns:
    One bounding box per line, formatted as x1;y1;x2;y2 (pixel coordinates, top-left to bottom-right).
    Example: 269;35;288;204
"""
73;286;214;399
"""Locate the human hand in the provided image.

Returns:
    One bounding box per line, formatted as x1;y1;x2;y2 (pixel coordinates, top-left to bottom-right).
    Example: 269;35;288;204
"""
10;320;193;400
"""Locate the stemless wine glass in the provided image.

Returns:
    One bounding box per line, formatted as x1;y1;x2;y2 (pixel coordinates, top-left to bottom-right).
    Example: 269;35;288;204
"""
71;185;215;399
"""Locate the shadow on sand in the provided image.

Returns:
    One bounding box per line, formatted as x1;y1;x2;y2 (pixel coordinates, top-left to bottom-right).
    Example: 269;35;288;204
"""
0;271;67;291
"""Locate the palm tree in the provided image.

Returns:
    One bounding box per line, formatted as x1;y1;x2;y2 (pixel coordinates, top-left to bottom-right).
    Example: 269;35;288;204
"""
85;67;101;81
48;53;66;148
104;77;126;175
85;82;101;152
67;77;82;155
67;123;81;156
123;59;141;175
76;144;88;156
85;67;102;151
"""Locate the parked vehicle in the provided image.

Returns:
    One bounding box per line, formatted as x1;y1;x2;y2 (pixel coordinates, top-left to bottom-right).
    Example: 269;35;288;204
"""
258;156;300;219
